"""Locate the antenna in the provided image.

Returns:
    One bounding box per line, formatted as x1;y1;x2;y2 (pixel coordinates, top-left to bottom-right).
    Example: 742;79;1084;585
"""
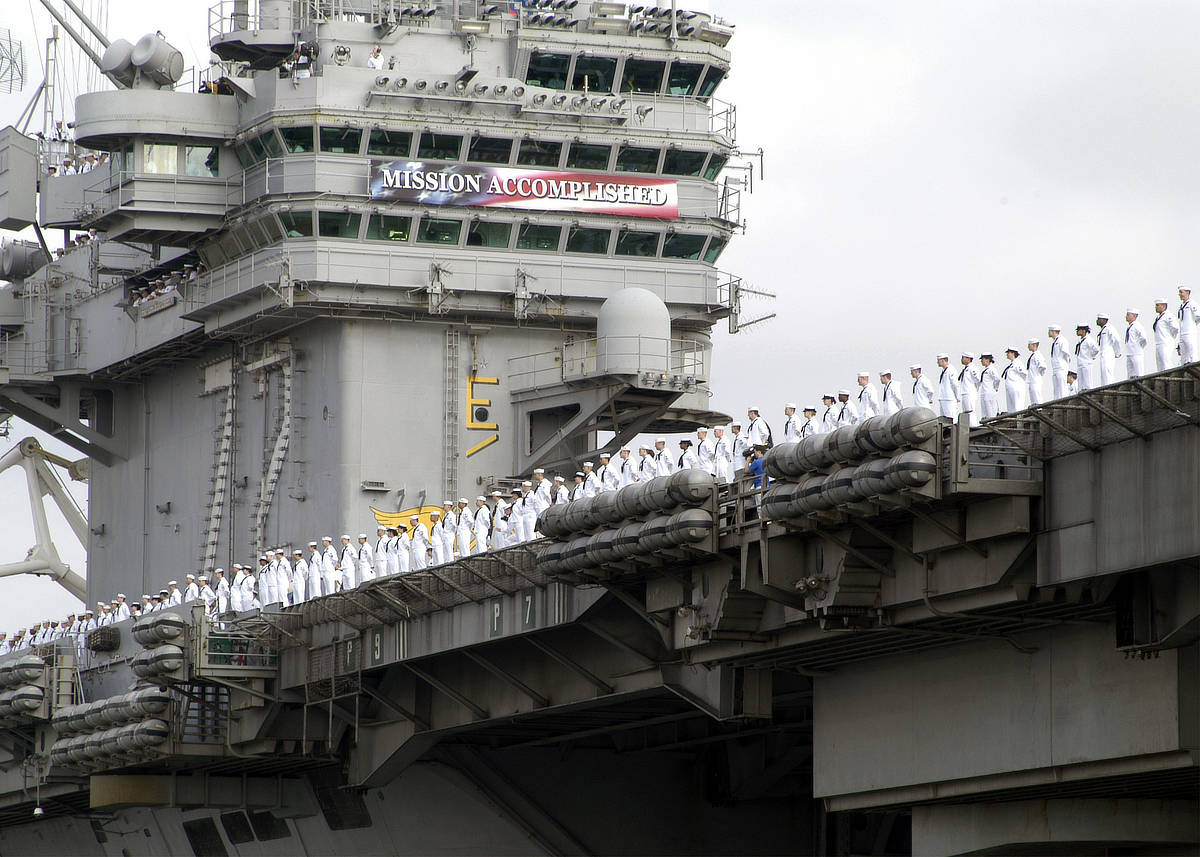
0;27;25;94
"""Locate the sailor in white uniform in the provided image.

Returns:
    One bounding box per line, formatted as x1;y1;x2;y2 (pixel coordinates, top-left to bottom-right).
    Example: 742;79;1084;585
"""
472;498;491;554
1152;298;1178;372
394;525;411;574
1123;308;1148;378
746;408;771;447
582;462;601;497
184;574;199;602
879;372;903;416
570;472;587;501
654;438;674;476
214;569;230;613
321;537;339;593
1047;325;1071;399
337;535;357;588
277;550;294;605
373;526;390;579
799;408;819;438
782;405;801;443
1074;325;1100;390
430;511;448;565
935;354;960;419
979;354;1001;419
167;581;182;607
855;373;880;420
1178;286;1199;364
199;576;216;618
115;594;131;621
291;550;308;603
1025;339;1048;405
835;390;858;426
356;534;375;583
456;499;475;556
957;352;980;426
441;501;460;556
676;438;700;470
1095;312;1122;385
729;422;749;472
598;453;620;492
552;476;569;505
229;565;246;611
819;395;838;433
409;516;430;569
910;365;935;410
255;556;271;605
712;426;733;482
695;427;716;474
307;543;324;597
638;445;657;482
531;470;552;516
1066;370;1080;396
506;487;527;544
1000;347;1028;412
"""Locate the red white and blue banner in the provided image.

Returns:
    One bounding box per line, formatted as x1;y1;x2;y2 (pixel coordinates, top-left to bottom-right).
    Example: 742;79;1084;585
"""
369;162;679;219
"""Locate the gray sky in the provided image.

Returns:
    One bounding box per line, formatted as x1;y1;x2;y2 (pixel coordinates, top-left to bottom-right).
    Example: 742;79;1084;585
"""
2;0;1199;629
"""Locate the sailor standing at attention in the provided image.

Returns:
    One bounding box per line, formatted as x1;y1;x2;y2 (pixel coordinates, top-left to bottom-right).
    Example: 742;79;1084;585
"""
276;549;293;606
394;525;411;574
654;438;674;476
430;510;447;565
582;462;601;497
910;365;935;410
1066;370;1080;396
638;445;657;481
456;499;475;556
712;426;733;482
879;372;903;416
531;469;552;515
521;483;541;540
935;354;960;419
1001;347;1027;412
229;565;246;612
855;373;880;420
819;395;838;433
214;568;230;613
615;448;637;488
1025;339;1048;404
677;438;700;470
375;527;390;578
782;405;801;443
1095;312;1122;385
1152;298;1179;371
1123;308;1148;378
1046;325;1070;399
199;576;216;617
957;352;980;426
321;536;339;593
835;390;858;426
115;594;131;621
1074;325;1099;390
729;422;749;471
409;516;430;569
696;427;716;474
263;551;280;605
184;574;199;602
307;543;324;597
978;354;1001;419
1178;286;1199;364
800;407;819;438
746;408;771;447
357;534;375;583
440;501;459;557
291;550;308;603
167;580;182;607
240;565;257;611
473;498;492;554
553;476;569;505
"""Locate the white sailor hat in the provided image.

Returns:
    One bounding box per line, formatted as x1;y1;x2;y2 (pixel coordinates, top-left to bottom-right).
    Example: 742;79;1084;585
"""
442;500;453;506
477;495;487;501
1006;345;1020;353
1125;307;1139;314
512;486;524;494
96;601;105;607
293;549;303;555
879;370;892;376
575;471;584;478
214;568;224;574
1154;297;1169;303
1076;322;1090;329
838;388;850;395
308;541;318;547
1096;311;1109;319
1181;285;1193;292
620;446;631;452
805;405;818;411
111;598;119;604
168;580;177;586
522;480;532;487
533;468;545;474
198;575;208;581
731;420;742;426
909;363;921;371
358;533;367;538
232;564;242;570
341;534;351;540
158;589;169;595
599;452;611;458
378;524;387;530
322;535;332;541
491;491;503;497
697;426;709;432
258;555;267;561
785;402;798;409
430;509;441;516
1048;324;1061;331
583;461;594;467
409;514;419;520
655;436;666;443
639;443;651;450
117;593;126;599
936;352;949;360
186;573;195;579
459;497;468;504
962;351;975;358
1027;338;1039;344
265;548;275;555
748;405;760;412
554;475;565;482
857;372;869;378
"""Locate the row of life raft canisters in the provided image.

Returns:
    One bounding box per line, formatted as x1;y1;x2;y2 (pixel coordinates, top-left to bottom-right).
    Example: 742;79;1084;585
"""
0;654;46;721
48;686;172;769
130;611;189;678
536;468;717;575
760;407;941;519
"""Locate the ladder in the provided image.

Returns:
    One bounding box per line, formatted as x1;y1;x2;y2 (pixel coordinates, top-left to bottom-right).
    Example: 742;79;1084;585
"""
202;378;236;569
443;328;460;500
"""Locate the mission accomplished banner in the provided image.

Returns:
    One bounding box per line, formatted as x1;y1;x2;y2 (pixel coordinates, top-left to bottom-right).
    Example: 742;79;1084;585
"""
369;162;679;219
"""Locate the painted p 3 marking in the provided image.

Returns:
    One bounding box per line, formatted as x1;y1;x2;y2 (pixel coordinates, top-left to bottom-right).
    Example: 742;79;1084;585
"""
487;597;503;637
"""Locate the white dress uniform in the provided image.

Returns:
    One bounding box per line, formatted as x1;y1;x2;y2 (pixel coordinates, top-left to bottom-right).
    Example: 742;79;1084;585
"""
836;400;858;426
1025;350;1048;404
239;573;256;610
911;373;936;410
277;556;293;605
431;518;448;565
339;542;358;588
713;435;733;482
957;363;981;426
677;446;700;470
881;381;903;416
200;584;217;617
375;534;391;578
532;478;552;515
1096;322;1122;385
799;416;818;438
1153;307;1179;371
185;579;199;602
747;416;771;447
350;540;370;582
979;363;1001;418
473;505;491;554
1048;335;1071;399
291;557;307;603
308;549;325;597
1074;335;1100;390
1179;297;1199;363
696;435;717;474
553;484;569;505
782;412;801;443
215;574;230;613
442;509;460;557
583;469;602;497
730;432;749;471
820;405;838;434
395;533;411;573
410;522;430;569
856;384;880;421
639;453;657;482
167;586;182;607
522;494;541;540
1000;357;1028;412
654;449;674;477
322;543;339;592
936;366;960;419
457;507;475;556
600;459;621;492
115;600;131;621
1124;315;1148;378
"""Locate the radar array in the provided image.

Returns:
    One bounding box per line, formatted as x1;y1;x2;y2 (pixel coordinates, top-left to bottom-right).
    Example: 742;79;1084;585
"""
0;28;25;94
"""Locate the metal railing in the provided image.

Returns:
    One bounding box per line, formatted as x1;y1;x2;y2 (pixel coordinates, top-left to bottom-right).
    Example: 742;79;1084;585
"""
79;169;229;223
508;335;709;391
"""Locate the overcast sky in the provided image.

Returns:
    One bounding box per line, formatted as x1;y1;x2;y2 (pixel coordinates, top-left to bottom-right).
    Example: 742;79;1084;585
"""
2;0;1198;630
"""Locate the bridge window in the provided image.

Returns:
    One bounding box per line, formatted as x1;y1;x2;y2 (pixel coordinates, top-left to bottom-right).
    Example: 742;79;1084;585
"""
185;145;220;177
258;130;284;159
468;136;513;164
621;59;665;94
662;232;706;260
234;143;256;168
467;220;512;248
663;149;707;177
143;142;178;174
615;229;660;257
219;812;255;846
566;226;611;254
516;139;562;168
279;211;314;238
417;132;463;161
566;143;611;171
280;126;315;154
666;61;704;96
417;217;462;245
367;129;412;159
245;135;269;162
616;145;660;173
703;153;728;180
526;51;571;90
516;223;562;251
318;211;362;239
319;126;362;155
572;56;617;92
697;66;725;101
702;236;727;263
366;214;411;241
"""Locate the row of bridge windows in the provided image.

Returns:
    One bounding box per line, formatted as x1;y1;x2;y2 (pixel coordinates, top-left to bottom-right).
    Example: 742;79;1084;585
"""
524;51;726;100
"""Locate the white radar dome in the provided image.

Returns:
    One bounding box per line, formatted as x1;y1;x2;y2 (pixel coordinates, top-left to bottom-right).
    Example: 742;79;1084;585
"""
596;287;671;375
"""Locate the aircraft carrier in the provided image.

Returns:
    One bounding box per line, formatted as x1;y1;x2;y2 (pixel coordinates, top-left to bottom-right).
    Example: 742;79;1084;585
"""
0;1;1197;855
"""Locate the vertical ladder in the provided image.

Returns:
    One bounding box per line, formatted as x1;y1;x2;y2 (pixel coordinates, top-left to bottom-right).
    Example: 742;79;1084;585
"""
42;29;57;142
202;377;237;569
51;648;76;710
443;328;460;500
